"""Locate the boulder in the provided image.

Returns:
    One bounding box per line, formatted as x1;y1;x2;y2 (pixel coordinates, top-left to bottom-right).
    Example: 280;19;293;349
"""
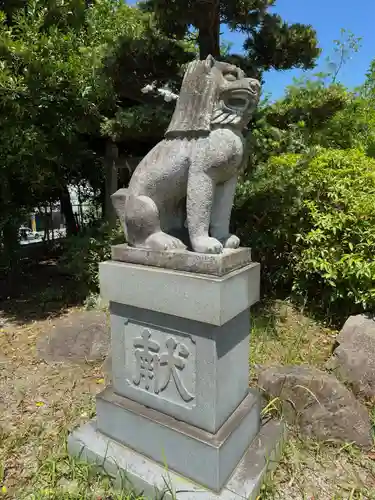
258;365;373;449
37;310;110;364
327;314;375;398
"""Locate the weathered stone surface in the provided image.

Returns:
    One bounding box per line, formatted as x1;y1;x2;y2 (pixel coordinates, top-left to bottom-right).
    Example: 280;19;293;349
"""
327;314;375;398
111;243;252;275
37;310;110;363
109;301;251;434
258;365;373;449
96;387;260;492
68;418;285;500
100;259;260;326
111;56;260;254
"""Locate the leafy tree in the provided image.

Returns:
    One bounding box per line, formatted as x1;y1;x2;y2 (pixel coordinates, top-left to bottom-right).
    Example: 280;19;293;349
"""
0;0;195;268
324;28;362;85
140;0;320;77
243;79;351;176
253;78;375;161
233;148;375;323
363;57;375;102
0;1;193;211
239;27;369;175
0;0;129;236
356;55;375;157
0;0;25;24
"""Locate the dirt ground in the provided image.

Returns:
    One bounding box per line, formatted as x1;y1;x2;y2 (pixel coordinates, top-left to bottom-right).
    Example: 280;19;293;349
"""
250;301;375;499
0;307;108;497
0;261;121;499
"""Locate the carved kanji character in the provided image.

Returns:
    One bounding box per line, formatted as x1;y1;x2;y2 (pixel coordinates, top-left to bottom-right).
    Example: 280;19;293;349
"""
133;329;160;391
158;337;194;402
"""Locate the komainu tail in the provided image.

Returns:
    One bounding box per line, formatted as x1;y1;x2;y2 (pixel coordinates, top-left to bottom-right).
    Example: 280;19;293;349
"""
111;188;129;240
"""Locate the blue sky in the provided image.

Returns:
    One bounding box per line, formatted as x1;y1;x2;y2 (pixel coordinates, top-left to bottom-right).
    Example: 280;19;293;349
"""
223;0;375;99
130;0;375;100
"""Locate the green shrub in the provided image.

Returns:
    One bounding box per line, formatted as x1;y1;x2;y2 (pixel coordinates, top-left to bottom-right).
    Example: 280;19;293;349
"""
58;222;124;294
233;148;375;322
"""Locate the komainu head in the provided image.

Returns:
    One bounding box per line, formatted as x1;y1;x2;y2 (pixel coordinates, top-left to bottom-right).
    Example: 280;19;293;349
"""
166;55;260;138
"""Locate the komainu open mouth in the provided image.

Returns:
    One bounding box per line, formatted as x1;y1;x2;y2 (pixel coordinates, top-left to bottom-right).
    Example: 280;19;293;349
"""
224;90;252;113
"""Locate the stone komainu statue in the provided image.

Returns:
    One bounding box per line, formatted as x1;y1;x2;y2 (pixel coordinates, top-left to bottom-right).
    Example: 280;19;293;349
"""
112;55;260;254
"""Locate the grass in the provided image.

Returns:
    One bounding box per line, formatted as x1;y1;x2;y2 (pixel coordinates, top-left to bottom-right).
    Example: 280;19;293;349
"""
0;267;375;499
250;300;375;499
0;307;148;500
263;436;375;499
250;299;337;371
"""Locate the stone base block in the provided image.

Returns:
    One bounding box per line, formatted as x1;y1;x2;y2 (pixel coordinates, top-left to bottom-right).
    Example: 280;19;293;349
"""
99;259;260;326
111;244;253;277
109;304;251;434
96;387;260;492
68;418;285;500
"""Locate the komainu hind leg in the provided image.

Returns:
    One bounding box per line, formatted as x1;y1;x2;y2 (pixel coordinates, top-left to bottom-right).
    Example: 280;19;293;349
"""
111;189;186;251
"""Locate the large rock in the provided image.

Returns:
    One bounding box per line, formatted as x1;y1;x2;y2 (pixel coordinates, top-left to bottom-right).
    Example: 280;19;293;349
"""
258;365;373;449
327;314;375;398
37;310;110;364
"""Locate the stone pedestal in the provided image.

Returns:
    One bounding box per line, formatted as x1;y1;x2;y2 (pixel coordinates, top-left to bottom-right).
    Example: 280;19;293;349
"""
68;248;284;499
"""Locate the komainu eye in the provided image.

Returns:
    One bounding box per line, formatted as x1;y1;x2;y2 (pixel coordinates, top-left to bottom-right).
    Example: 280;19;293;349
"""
249;81;260;93
224;72;237;82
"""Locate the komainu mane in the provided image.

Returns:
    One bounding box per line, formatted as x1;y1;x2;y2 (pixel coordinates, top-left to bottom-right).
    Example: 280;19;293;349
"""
112;55;260;254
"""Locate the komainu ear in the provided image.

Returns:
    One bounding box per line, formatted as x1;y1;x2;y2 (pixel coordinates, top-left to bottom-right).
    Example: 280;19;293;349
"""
165;57;217;136
204;54;216;69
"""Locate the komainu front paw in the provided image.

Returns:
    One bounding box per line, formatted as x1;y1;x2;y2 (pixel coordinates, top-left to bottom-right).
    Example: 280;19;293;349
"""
222;234;240;249
145;232;186;251
191;236;223;254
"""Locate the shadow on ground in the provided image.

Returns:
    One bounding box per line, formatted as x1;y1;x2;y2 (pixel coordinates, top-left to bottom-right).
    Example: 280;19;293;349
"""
0;258;88;324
